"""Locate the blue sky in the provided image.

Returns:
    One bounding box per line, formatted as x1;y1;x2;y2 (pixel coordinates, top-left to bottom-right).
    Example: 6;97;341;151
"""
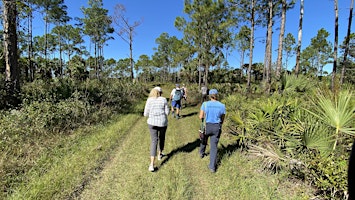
35;0;354;72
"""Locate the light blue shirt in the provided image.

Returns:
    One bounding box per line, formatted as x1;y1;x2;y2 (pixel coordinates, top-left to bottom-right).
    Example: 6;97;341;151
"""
201;101;226;124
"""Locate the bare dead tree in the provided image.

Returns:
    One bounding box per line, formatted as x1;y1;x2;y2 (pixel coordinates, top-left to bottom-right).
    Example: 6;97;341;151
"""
340;0;354;85
295;0;304;76
331;0;339;92
112;4;143;81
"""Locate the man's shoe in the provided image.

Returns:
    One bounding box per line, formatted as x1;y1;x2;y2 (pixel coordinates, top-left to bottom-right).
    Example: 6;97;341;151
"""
208;166;216;173
200;153;206;158
158;153;164;161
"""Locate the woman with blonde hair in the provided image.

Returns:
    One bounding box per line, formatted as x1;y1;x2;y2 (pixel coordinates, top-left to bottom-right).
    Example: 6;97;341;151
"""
144;87;169;172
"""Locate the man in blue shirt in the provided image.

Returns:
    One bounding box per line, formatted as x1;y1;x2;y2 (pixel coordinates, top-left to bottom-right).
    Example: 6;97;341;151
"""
198;89;226;173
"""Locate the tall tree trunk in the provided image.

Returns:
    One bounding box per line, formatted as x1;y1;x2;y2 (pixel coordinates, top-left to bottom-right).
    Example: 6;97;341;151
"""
331;0;339;92
3;0;20;107
340;0;354;84
198;53;202;87
203;32;209;86
44;9;48;74
276;0;287;80
240;51;245;78
28;2;34;82
95;41;99;79
247;0;255;92
129;27;134;81
263;30;268;80
265;0;273;93
295;0;304;76
58;30;63;77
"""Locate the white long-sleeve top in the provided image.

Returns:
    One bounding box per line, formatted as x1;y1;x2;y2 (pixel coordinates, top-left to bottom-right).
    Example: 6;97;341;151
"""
144;96;169;127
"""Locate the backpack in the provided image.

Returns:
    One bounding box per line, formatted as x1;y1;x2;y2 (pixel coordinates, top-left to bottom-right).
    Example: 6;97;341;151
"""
173;89;182;101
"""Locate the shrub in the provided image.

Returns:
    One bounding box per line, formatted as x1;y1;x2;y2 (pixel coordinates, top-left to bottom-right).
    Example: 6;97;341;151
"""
305;153;348;199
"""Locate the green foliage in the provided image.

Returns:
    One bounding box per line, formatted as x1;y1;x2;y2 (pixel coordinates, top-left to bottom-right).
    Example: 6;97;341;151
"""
176;0;235;85
222;82;353;199
223;94;253;149
281;74;313;95
0;78;148;198
305;89;355;150
300;28;332;76
306;153;348;199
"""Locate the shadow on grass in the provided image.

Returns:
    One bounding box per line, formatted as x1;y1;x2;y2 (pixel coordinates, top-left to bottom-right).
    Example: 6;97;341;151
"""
216;142;241;170
181;111;198;118
157;139;201;171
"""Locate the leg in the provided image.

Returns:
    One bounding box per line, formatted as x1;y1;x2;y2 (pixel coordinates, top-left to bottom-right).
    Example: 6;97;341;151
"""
171;101;176;117
158;126;167;154
176;101;181;118
199;135;208;158
148;125;159;166
207;124;221;172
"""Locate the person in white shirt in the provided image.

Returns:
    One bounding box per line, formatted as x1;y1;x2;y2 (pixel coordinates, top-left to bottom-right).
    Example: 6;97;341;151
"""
144;87;169;172
170;84;183;119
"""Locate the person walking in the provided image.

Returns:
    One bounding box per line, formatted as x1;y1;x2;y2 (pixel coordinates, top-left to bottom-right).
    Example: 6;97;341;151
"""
198;89;226;173
201;85;208;103
181;84;188;107
143;87;169;172
170;84;183;119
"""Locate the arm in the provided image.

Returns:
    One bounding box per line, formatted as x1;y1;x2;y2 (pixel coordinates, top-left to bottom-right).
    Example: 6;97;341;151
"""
170;89;174;101
220;114;225;125
199;109;205;120
164;99;169;115
143;98;151;117
199;102;206;120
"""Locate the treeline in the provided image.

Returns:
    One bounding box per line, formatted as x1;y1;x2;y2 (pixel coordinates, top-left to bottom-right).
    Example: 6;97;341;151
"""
1;0;355;109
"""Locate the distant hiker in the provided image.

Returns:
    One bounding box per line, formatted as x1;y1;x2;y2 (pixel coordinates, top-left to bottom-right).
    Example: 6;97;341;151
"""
181;84;188;107
170;84;183;119
144;87;169;172
198;89;225;173
201;85;208;103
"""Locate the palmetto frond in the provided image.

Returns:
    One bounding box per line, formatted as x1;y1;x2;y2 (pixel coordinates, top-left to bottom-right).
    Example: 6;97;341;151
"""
305;89;355;150
287;110;333;156
248;143;286;171
282;74;311;94
259;98;279;117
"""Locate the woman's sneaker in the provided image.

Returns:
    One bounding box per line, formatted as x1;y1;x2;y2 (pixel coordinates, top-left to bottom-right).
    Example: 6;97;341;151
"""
148;164;154;172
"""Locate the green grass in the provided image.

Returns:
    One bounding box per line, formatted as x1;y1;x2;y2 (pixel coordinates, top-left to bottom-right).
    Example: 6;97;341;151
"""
8;114;141;200
77;105;314;200
7;101;315;199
